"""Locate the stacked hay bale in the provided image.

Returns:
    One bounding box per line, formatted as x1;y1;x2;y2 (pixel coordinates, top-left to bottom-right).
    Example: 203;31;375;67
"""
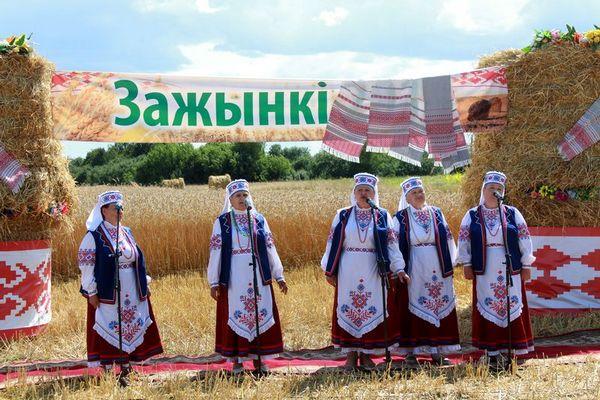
208;174;231;189
0;51;77;241
161;177;185;189
463;46;600;226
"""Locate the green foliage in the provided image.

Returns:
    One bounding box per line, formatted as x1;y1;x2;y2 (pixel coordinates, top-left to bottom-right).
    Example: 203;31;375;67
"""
69;143;451;185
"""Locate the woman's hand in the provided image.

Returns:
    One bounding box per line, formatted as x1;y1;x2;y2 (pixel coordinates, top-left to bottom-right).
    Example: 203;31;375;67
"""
277;280;288;294
521;267;531;281
325;275;337;287
463;265;474;280
88;294;100;309
397;271;411;284
210;286;220;301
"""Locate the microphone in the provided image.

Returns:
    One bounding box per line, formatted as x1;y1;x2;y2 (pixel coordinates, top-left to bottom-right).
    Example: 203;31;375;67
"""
244;198;253;210
492;191;504;201
115;203;123;212
366;198;379;210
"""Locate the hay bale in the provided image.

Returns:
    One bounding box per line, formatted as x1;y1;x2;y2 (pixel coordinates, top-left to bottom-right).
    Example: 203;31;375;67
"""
0;53;77;241
462;46;600;227
477;49;524;68
208;174;231;189
161;178;185;189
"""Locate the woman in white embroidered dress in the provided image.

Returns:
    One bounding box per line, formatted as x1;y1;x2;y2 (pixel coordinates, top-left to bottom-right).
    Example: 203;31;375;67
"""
78;191;163;373
207;179;288;374
392;177;461;365
321;173;409;369
457;171;534;369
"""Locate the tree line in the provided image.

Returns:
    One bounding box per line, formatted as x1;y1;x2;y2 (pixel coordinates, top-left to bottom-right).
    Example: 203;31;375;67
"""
68;143;443;185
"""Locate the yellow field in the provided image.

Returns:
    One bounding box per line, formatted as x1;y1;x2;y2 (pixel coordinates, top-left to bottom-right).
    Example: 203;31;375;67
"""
52;176;464;279
3;178;600;398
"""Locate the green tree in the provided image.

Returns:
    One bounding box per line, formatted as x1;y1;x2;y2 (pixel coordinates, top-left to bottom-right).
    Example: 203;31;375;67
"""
258;155;293;181
232;143;265;181
135;144;195;184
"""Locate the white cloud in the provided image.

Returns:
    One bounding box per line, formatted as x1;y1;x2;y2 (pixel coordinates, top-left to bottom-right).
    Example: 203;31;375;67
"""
174;42;475;80
134;0;224;14
315;7;349;27
437;0;529;34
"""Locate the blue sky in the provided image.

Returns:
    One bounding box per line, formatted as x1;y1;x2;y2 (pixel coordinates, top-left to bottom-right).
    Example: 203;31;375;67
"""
2;0;598;158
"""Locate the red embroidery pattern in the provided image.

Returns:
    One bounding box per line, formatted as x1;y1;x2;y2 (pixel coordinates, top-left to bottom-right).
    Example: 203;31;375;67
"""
340;280;377;328
417;274;451;316
517;223;530;239
458;225;470;242
209;234;222;251
232;248;252;256
78;249;95;267
327;228;334;242
483;273;519;317
387;228;397;244
345;247;376;253
265;232;275;249
108;295;144;342
355;209;372;230
233;285;267;331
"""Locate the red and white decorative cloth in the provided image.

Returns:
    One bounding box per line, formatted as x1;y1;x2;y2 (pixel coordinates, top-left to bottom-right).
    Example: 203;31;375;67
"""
322;81;373;162
366;80;412;154
557;97;600;161
388;78;428;166
0;144;30;194
450;66;508;133
526;227;600;312
0;240;51;340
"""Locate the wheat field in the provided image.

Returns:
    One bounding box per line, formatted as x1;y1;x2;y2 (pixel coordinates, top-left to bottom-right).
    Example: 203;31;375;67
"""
3;177;600;398
51;176;465;279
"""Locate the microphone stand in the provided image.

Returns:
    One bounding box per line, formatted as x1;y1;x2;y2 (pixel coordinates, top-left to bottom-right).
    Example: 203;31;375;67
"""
367;199;391;367
246;203;263;376
110;205;127;386
495;195;514;373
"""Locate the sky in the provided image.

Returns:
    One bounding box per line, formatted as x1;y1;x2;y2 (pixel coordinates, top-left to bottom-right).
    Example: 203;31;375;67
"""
2;0;598;158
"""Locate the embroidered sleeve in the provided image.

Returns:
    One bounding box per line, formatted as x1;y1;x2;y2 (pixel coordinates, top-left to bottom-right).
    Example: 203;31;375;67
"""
207;219;222;287
439;210;458;265
456;212;472;266
517;223;530;240
321;211;341;272
387;227;398;244
327;227;334;242
209;233;222;250
458;225;470;242
513;208;536;266
387;214;406;274
78;233;97;296
446;226;454;241
263;219;284;281
265;232;275;249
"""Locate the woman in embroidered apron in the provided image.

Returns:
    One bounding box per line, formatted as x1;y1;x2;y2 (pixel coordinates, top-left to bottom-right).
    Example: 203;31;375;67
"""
457;171;534;369
321;173;409;369
207;179;288;374
78;191;163;374
392;177;461;366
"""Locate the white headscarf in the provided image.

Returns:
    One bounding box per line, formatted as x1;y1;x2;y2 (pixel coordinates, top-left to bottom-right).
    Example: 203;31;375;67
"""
479;171;507;205
86;190;124;231
221;179;255;214
350;173;379;207
398;177;425;211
